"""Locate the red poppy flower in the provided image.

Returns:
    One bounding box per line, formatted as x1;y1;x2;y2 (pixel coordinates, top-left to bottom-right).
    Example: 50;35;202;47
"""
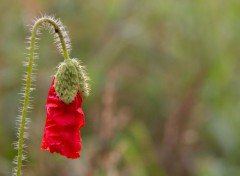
41;77;85;159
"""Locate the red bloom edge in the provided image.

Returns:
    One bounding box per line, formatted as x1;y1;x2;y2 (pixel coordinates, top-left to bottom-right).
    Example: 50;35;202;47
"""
41;77;85;159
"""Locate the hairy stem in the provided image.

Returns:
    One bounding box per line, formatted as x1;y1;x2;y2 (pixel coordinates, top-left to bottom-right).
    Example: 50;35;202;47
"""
15;16;70;176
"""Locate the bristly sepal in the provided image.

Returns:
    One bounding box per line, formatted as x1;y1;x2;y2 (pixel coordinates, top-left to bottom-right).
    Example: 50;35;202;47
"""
54;59;79;104
72;58;90;98
54;58;90;104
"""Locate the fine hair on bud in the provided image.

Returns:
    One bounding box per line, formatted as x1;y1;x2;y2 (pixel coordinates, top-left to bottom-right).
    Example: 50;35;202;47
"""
72;58;90;98
54;58;90;104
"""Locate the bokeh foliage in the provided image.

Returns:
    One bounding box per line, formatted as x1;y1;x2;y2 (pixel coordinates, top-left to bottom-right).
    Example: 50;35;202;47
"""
1;0;240;175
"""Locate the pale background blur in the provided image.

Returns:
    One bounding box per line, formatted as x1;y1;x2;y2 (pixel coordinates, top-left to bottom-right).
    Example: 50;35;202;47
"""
1;0;240;176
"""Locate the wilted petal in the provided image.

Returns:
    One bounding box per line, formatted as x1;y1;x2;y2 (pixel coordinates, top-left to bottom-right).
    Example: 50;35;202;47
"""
41;78;85;159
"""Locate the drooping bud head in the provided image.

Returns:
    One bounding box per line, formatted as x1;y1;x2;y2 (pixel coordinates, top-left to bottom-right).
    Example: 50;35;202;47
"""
54;59;79;104
54;58;90;104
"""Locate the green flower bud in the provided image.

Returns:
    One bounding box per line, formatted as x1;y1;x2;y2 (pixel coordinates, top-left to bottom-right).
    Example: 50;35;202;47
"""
54;59;79;104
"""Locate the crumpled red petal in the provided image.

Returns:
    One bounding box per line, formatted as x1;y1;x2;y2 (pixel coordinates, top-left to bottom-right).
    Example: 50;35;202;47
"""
41;77;85;159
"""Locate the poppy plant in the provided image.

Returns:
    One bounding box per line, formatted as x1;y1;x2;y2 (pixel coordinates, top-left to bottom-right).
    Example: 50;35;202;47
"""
13;16;90;176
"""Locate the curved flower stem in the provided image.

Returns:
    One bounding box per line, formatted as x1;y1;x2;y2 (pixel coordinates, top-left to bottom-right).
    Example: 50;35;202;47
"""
15;17;70;176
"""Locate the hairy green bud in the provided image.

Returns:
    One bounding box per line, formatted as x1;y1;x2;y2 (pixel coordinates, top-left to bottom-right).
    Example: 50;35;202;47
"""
54;59;79;104
54;58;90;104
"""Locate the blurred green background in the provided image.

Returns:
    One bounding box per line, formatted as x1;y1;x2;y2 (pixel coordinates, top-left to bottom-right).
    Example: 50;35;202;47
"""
1;0;240;175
